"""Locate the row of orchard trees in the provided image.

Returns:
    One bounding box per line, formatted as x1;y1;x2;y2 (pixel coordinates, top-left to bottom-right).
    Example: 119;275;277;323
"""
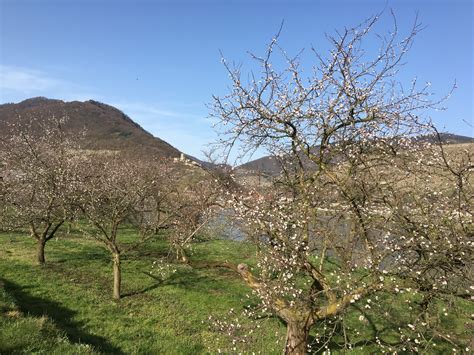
0;116;221;300
0;13;472;353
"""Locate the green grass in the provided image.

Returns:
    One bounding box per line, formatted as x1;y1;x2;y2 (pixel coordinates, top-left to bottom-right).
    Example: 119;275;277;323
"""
0;229;471;354
0;230;284;354
0;279;97;354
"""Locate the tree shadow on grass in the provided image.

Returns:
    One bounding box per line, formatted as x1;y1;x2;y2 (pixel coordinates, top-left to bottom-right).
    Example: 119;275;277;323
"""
2;279;124;354
122;270;212;298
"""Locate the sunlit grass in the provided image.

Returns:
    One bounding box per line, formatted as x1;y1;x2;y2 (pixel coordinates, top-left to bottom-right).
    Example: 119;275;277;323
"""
0;229;284;354
0;228;471;353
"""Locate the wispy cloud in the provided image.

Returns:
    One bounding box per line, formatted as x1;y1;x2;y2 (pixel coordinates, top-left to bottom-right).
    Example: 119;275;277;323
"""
112;101;205;121
0;65;98;102
113;101;215;158
0;65;62;93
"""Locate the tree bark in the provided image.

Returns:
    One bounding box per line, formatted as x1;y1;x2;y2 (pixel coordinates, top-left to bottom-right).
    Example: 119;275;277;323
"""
175;245;189;264
285;321;309;355
112;252;121;300
236;263;311;354
37;238;46;265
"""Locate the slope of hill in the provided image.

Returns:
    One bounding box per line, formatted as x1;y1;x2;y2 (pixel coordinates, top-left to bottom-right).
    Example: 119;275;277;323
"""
237;156;284;177
237;133;474;176
0;97;181;159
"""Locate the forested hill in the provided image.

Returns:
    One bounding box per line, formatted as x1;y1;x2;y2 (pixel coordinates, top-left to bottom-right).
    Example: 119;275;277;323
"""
0;97;182;159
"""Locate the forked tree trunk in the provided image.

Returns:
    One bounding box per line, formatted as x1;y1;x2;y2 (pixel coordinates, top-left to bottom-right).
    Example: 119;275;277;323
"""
112;252;121;300
285;321;309;355
36;238;46;265
236;263;312;354
31;221;64;266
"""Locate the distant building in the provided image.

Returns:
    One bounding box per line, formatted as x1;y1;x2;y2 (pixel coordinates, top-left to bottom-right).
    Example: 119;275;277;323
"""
172;153;201;167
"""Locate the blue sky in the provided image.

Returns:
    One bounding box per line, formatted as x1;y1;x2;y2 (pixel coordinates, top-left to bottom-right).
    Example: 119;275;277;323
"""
1;0;472;159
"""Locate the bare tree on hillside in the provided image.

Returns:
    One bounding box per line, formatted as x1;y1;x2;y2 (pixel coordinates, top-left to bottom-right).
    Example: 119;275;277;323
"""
211;13;472;354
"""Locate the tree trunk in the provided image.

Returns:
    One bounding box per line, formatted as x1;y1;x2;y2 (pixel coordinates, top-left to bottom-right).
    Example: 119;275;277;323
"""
175;245;189;264
285;321;309;355
112;252;121;300
37;238;46;265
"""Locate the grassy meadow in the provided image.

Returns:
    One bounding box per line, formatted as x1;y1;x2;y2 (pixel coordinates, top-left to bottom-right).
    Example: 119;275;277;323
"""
0;228;472;354
0;229;285;354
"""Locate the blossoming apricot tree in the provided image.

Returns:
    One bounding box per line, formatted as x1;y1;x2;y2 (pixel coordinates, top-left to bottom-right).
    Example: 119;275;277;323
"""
211;13;472;354
0;115;83;265
77;154;175;300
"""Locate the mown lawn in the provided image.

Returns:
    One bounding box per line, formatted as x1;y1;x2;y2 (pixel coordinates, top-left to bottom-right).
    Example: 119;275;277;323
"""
0;228;472;354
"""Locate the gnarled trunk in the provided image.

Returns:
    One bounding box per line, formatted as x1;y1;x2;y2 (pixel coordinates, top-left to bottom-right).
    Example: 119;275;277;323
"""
285;321;309;355
112;252;121;300
36;238;46;265
236;263;312;354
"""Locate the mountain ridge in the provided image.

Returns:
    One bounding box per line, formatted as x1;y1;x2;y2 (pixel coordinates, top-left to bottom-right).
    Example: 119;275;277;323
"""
236;132;474;177
0;97;182;159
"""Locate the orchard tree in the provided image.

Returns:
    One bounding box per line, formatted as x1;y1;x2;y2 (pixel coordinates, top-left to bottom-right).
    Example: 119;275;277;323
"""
78;154;175;300
166;177;221;263
211;14;472;354
0;115;82;265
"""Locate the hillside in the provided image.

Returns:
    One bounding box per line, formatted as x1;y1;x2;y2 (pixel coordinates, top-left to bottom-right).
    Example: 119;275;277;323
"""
237;133;474;177
0;97;181;159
